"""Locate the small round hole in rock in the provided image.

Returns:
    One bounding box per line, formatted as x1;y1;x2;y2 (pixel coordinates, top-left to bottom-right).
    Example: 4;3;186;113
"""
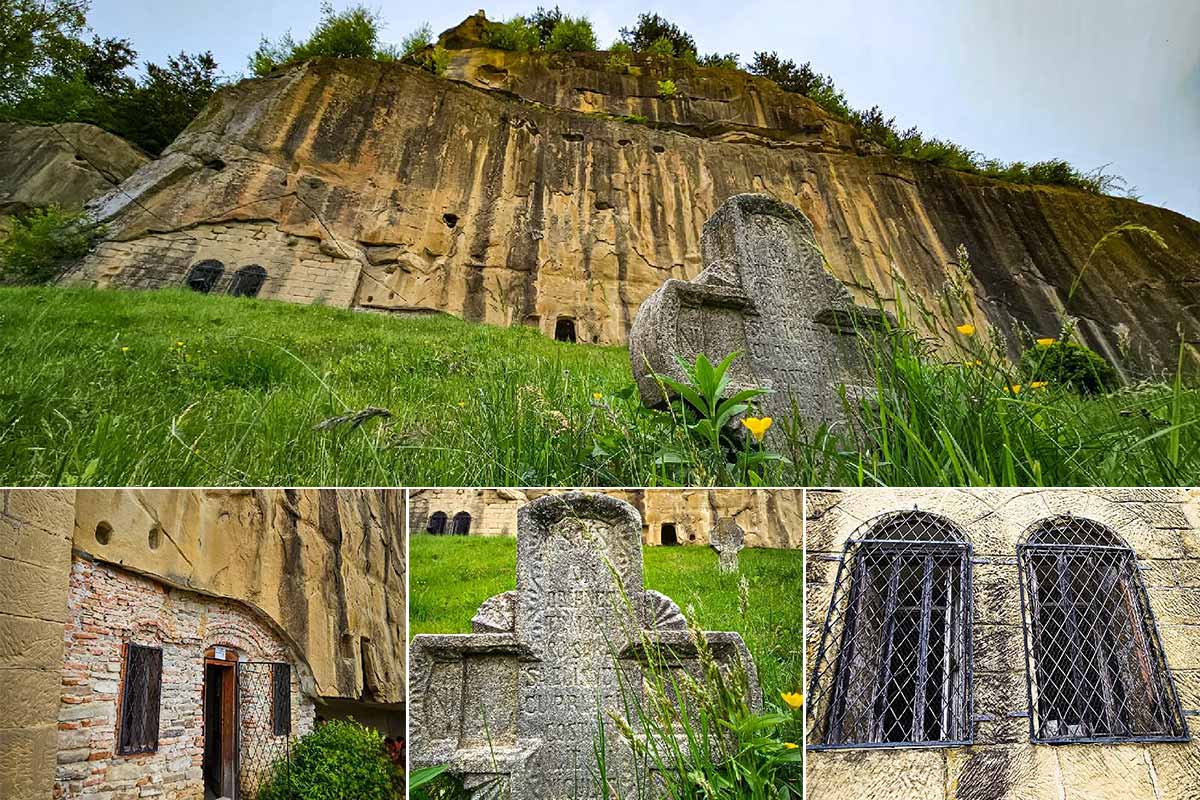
204;158;226;171
652;145;666;154
149;525;163;550
95;522;112;545
442;213;459;229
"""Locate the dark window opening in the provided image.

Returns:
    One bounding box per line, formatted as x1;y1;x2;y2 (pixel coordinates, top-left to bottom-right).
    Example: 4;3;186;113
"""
808;511;973;748
271;663;292;736
229;265;267;298
427;511;447;535
661;523;678;546
452;512;472;536
95;521;112;545
186;260;224;293
118;643;163;755
1018;516;1188;743
554;317;577;343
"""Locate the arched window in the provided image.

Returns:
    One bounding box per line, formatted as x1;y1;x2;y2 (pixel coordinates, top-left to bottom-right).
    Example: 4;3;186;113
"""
808;510;973;748
554;317;577;343
1017;516;1188;743
186;260;224;293
660;523;678;546
452;512;471;535
426;511;447;535
229;265;267;297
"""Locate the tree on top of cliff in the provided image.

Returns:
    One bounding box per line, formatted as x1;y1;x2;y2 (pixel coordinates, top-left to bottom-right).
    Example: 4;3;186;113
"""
617;12;697;57
249;2;398;76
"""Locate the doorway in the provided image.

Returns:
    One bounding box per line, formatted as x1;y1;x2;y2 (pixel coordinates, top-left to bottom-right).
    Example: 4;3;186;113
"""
204;648;238;799
661;523;678;546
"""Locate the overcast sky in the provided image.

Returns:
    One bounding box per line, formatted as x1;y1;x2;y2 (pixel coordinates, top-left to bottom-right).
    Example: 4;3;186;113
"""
89;0;1199;219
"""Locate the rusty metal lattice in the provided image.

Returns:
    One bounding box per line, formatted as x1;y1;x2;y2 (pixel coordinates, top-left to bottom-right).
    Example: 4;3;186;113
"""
1017;516;1189;744
117;643;162;755
808;510;974;749
238;661;295;799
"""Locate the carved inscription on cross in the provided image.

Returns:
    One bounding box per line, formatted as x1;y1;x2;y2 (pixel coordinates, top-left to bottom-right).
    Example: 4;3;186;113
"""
710;518;745;574
630;193;890;435
409;492;762;800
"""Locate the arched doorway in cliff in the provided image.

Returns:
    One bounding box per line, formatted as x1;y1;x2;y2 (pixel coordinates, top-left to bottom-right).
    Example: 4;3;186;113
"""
661;523;678;546
554;317;577;343
452;512;472;535
203;645;239;800
186;260;224;293
229;265;267;298
427;511;447;535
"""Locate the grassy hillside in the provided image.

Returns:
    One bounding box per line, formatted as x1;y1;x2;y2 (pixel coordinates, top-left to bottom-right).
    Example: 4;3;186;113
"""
1;286;1196;486
409;534;805;702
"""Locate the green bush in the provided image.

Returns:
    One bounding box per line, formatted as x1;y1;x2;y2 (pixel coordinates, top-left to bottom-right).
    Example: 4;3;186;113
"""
618;12;697;56
400;23;433;59
0;206;101;284
546;16;596;52
250;3;393;76
656;78;677;99
645;36;675;58
484;16;540;52
258;719;400;800
1022;340;1118;395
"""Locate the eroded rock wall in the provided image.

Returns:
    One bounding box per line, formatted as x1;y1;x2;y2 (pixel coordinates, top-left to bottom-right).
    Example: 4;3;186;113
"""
72;35;1200;375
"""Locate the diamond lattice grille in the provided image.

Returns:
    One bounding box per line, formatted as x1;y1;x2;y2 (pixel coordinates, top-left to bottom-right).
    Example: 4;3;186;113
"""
809;511;973;747
1017;516;1188;743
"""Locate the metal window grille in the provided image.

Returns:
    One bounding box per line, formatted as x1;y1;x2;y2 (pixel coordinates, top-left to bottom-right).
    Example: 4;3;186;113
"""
271;663;292;736
808;510;973;748
1017;516;1189;743
117;643;162;755
186;260;224;293
229;265;267;297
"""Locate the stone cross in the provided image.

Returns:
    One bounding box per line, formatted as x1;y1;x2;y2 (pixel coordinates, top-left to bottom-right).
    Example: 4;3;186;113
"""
630;193;890;437
710;518;745;574
409;492;762;800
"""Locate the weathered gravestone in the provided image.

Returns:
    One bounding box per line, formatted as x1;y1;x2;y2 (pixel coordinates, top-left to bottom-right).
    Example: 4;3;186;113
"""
710;518;745;574
409;492;762;800
630;193;890;437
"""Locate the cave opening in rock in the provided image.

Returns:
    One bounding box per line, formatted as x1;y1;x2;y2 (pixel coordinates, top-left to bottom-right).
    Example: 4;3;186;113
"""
442;213;458;229
661;523;678;546
554;317;577;343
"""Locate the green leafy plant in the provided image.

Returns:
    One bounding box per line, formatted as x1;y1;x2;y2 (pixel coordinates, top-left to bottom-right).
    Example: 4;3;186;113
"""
546;16;597;52
249;2;394;76
606;41;632;73
646;36;676;58
618;12;697;56
1022;340;1118;395
484;16;540;53
258;719;401;800
400;23;433;59
656;78;677;99
0;205;102;284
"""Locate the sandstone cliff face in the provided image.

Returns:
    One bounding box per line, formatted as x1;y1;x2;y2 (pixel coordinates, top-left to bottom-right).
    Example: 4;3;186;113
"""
73;23;1200;375
0;122;148;218
70;489;406;703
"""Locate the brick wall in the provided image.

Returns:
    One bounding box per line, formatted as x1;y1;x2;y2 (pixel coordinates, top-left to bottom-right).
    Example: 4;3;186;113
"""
69;222;363;308
805;488;1200;800
0;490;75;800
56;557;315;799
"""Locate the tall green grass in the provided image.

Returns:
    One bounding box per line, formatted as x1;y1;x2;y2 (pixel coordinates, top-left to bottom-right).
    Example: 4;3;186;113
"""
0;285;1195;486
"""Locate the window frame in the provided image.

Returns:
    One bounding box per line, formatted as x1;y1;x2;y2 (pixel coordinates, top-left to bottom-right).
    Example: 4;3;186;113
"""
117;642;163;755
807;510;975;751
1016;515;1190;745
270;662;292;737
228;265;267;298
185;260;224;293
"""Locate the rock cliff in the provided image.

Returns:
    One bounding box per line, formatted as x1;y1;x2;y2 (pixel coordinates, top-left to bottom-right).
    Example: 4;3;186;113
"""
71;14;1200;375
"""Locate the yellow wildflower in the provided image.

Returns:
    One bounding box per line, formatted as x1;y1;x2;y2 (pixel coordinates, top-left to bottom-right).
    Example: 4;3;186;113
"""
780;691;803;710
592;392;603;400
1036;338;1055;347
457;401;465;408
1031;381;1048;390
742;417;773;442
1007;384;1023;394
175;340;184;347
784;742;799;749
121;346;129;353
956;323;975;336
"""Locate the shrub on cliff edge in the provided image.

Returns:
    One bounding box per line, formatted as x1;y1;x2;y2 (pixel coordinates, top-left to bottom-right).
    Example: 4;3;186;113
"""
250;3;396;76
0;206;101;284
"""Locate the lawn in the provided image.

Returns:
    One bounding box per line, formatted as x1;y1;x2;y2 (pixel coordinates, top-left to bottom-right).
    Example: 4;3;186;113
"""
409;534;805;702
1;285;1196;486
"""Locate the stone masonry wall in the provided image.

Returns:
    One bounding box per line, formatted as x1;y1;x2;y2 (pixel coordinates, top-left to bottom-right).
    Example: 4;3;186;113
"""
805;488;1200;800
68;221;362;308
409;488;803;548
0;489;76;800
55;556;314;800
